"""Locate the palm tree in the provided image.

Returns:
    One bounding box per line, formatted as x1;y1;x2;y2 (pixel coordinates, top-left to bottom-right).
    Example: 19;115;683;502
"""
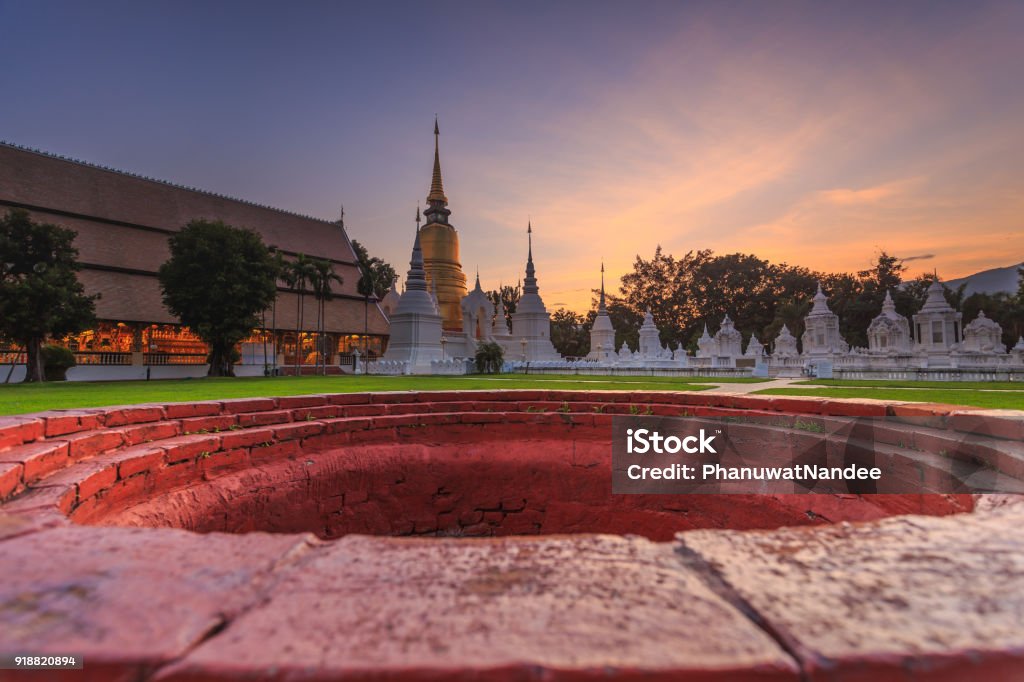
311;258;343;375
285;254;316;374
269;248;287;374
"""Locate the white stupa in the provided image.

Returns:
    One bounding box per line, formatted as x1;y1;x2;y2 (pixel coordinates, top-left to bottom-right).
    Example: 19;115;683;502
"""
802;283;848;355
510;222;560;361
913;277;962;353
867;290;912;353
381;208;444;372
961;310;1005;353
714;315;743;359
588;262;616;360
638;310;666;359
461;270;494;341
773;325;799;358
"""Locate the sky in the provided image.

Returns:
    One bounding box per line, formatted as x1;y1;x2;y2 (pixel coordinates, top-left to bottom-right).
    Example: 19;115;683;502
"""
1;0;1022;311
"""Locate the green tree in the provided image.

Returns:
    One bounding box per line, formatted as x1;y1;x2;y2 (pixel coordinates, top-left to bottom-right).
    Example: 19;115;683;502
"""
158;219;278;377
0;209;97;382
351;240;395;350
474;341;504;374
550;309;591;357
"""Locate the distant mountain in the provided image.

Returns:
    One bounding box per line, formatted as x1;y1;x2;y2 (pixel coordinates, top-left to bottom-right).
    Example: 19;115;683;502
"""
944;263;1022;297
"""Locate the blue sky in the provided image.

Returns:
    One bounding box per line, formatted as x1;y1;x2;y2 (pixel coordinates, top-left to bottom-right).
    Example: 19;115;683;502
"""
2;0;1022;310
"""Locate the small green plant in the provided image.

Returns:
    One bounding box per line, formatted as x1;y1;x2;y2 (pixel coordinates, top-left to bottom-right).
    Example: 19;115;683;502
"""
629;405;641;415
42;345;76;381
199;451;212;459
593;405;606;414
644;406;654;416
474;341;505;374
793;419;825;433
305;412;315;421
556;402;571;414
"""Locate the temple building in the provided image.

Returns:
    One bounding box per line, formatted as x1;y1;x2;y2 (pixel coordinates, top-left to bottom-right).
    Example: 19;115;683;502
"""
0;141;389;377
418;120;469;332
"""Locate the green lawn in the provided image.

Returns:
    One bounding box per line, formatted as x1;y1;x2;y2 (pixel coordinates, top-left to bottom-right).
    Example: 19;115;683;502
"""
794;378;1024;391
756;387;1024;410
0;374;720;416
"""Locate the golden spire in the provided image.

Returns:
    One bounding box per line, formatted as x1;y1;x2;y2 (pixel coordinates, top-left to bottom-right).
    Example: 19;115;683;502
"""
428;116;447;204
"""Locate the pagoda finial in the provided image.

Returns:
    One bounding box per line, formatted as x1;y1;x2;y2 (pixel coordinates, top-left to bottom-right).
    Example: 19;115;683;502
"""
427;117;447;205
339;204;345;227
523;221;538;294
415;204;421;231
599;260;606;311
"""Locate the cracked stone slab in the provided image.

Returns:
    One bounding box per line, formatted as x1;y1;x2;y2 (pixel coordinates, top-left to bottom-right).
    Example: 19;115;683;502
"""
0;526;315;682
156;534;799;681
677;507;1024;681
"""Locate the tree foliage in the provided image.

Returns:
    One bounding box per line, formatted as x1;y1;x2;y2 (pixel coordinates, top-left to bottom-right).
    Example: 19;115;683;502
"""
158;219;278;377
0;209;97;382
351;239;396;300
550;309;590;357
611;248;1016;353
486;283;521;333
474;341;504;374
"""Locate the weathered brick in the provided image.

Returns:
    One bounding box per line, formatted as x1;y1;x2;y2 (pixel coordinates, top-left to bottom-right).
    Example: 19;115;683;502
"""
237;410;293;427
114;445;167;479
158;435;223;464
65;430;125;461
250;440;299;463
273;422;325;441
121;421;181;446
0;462;23;499
220;398;276;414
0;441;71;482
289;405;341;421
77;464;119;501
220;428;276;450
199;448;250;479
163;402;223;419
0;418;44;449
276;395;328;409
103;406;165;427
180;415;238;434
325;393;371;406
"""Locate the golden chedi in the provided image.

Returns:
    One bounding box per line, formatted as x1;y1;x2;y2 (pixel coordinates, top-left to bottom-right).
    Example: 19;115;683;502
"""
418;119;468;332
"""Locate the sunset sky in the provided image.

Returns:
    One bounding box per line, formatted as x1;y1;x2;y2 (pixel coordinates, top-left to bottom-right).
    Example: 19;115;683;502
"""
2;1;1022;311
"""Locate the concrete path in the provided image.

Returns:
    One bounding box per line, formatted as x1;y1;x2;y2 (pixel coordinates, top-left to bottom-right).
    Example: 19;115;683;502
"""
706;378;798;394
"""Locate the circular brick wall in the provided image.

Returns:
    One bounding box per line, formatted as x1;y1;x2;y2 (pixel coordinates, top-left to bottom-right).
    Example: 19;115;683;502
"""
1;390;1022;680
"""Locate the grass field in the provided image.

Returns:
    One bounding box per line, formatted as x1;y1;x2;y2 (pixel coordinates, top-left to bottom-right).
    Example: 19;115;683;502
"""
755;387;1024;410
2;373;1023;415
0;374;733;416
794;379;1024;391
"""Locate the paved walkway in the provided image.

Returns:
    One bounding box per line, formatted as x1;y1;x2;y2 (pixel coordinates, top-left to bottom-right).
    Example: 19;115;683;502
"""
706;378;798;394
